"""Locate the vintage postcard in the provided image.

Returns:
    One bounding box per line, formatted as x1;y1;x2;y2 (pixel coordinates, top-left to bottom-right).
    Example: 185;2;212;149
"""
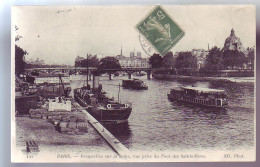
11;5;256;162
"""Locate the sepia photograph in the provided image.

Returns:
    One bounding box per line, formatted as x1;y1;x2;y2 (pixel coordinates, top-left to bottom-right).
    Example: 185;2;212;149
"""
11;5;256;162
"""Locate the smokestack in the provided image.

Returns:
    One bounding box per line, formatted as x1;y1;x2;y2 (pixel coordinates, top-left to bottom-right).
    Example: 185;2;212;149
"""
92;72;99;89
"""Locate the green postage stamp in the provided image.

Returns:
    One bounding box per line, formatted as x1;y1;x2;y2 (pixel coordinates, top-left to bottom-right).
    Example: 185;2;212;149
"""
136;6;185;56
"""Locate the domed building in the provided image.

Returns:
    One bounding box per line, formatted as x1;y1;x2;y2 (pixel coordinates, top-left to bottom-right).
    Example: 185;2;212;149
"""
222;28;246;53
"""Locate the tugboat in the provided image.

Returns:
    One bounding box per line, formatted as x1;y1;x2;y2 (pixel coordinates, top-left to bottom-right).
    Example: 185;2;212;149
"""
168;86;228;109
122;79;148;90
74;84;132;124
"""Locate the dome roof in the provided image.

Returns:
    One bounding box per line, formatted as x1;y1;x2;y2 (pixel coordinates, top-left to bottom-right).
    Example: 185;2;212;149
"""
224;29;241;45
223;28;244;52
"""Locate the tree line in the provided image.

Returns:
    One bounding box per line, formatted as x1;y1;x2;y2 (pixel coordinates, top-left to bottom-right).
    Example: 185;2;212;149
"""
204;46;254;70
149;46;255;70
148;51;197;69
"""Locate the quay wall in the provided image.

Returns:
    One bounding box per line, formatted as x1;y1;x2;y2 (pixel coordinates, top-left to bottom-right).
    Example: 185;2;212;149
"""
153;69;254;78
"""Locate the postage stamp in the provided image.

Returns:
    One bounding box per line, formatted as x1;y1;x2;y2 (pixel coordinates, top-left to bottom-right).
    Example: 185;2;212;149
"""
136;6;185;56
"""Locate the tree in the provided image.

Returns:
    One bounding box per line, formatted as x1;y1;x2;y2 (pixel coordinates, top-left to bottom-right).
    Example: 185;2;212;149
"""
223;50;247;69
204;46;223;70
175;51;197;69
247;49;255;69
15;25;27;75
163;51;175;68
98;57;121;70
149;53;164;68
75;54;99;68
15;45;27;75
235;51;247;68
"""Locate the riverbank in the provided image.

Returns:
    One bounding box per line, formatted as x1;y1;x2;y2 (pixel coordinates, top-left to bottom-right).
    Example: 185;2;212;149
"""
152;74;255;85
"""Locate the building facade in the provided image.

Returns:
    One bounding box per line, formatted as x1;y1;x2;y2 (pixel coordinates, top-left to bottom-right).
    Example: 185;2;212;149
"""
174;49;209;69
116;51;150;68
191;49;209;69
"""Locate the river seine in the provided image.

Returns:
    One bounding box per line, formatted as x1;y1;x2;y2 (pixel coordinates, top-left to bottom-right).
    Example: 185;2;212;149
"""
70;75;254;152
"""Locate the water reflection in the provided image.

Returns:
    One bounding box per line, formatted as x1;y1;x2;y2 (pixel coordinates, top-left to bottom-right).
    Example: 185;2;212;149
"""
102;121;132;148
170;100;230;127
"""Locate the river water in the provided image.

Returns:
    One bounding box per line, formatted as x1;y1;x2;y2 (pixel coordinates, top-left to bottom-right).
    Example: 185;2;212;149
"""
70;75;255;152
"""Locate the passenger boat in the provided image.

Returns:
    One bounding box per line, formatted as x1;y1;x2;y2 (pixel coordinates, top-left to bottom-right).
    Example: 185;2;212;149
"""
168;86;228;108
122;79;148;90
74;86;132;124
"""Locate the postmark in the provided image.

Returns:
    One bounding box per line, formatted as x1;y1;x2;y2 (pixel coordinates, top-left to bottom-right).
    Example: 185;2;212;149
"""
136;6;185;56
138;33;157;56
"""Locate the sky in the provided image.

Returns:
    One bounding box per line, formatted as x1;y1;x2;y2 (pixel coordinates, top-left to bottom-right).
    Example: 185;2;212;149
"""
12;5;256;65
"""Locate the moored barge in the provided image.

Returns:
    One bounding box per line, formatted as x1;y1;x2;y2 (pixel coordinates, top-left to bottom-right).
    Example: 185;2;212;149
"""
74;86;132;124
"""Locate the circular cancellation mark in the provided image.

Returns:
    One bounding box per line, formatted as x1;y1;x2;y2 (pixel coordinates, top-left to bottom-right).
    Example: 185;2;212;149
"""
138;33;157;57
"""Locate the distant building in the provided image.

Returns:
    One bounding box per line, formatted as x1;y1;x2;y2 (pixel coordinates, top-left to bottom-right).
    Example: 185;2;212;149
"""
137;52;142;59
222;28;246;54
173;29;253;70
222;28;252;69
116;49;150;68
117;56;150;68
26;58;45;65
191;49;209;69
173;49;209;69
130;51;135;58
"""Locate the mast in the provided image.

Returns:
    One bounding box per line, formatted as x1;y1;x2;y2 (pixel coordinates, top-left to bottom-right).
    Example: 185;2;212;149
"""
58;74;66;96
118;83;120;103
86;53;89;86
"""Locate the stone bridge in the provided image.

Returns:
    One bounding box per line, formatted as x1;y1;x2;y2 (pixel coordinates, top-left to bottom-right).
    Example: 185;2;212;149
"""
25;67;153;80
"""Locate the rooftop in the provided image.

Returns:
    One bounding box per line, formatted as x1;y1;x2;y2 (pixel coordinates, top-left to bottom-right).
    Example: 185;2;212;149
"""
182;86;225;93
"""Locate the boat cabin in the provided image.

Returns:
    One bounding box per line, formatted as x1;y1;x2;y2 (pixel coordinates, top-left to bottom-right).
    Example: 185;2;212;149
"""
168;86;228;108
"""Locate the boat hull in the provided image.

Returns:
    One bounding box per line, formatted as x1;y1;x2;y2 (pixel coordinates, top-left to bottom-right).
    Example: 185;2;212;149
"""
88;107;132;123
168;92;228;109
122;80;148;90
168;96;227;109
122;86;148;90
74;93;132;124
